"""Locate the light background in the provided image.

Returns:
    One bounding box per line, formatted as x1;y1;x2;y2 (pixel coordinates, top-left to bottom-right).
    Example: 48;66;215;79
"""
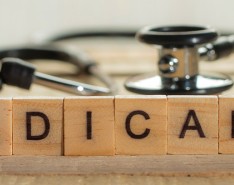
0;0;233;46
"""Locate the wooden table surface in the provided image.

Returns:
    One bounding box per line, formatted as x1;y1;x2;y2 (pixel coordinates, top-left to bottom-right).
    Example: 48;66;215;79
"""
2;38;234;184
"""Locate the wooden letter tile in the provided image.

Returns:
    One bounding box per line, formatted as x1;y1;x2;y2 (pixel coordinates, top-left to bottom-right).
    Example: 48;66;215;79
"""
0;98;12;155
219;96;234;154
115;95;167;155
167;96;218;154
13;97;63;155
64;97;114;156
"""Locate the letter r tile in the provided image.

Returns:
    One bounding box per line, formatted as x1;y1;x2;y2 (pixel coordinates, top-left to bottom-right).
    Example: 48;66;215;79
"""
167;96;218;154
115;95;167;155
64;97;115;156
13;97;63;155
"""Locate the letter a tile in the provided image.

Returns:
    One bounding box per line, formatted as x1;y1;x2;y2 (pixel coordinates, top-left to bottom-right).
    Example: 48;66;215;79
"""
13;97;63;155
167;96;218;154
64;97;114;156
115;95;167;155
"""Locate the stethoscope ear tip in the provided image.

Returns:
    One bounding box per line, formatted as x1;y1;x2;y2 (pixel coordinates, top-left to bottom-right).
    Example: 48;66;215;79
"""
0;58;35;90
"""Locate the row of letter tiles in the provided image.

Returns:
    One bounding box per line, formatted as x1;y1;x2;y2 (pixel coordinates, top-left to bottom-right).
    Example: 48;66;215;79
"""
1;95;234;155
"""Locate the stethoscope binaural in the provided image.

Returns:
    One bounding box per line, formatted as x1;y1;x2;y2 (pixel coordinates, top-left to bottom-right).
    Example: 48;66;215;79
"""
0;31;137;96
0;25;234;95
0;46;117;96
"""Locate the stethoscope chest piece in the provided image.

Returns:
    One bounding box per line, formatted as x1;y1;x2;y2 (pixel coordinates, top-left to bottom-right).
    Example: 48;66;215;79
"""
125;25;233;95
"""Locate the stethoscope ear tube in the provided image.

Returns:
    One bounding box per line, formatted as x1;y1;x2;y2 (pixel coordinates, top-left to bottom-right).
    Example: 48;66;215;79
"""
0;48;115;95
0;46;96;74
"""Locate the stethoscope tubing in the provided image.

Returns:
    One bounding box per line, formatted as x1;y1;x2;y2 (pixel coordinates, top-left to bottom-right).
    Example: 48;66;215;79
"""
0;28;233;95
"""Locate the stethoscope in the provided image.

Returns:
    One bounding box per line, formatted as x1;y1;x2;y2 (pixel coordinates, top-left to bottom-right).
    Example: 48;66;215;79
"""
0;45;117;96
0;25;234;95
125;25;234;95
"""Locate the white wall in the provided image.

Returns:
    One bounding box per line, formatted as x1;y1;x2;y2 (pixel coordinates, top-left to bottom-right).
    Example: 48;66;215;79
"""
0;0;233;46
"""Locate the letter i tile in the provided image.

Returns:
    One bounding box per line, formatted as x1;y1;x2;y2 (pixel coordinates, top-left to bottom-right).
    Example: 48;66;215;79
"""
115;95;167;155
13;97;63;155
64;97;115;156
167;96;218;154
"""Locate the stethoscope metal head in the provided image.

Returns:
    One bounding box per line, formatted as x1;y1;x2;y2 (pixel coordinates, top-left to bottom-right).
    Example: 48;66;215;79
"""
125;25;233;95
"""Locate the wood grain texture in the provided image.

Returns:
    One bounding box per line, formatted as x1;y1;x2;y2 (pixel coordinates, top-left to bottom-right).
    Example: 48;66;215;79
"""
0;98;12;156
0;40;233;184
64;96;115;156
3;176;234;185
167;96;218;154
0;155;234;177
115;95;167;155
219;96;234;154
13;97;63;155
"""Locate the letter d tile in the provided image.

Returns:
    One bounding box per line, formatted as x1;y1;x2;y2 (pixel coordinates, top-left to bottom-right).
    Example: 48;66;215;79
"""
13;98;63;155
167;96;218;154
115;95;167;155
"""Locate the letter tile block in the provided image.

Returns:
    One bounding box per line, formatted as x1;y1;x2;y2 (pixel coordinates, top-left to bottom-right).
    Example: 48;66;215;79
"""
167;96;218;154
0;98;12;155
64;97;114;156
13;97;63;155
219;96;234;154
115;95;167;155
